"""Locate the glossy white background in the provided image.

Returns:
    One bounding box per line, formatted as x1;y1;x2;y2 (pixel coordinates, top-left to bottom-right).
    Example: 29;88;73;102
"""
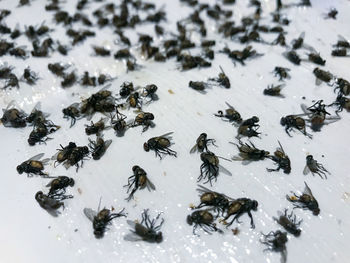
0;0;350;262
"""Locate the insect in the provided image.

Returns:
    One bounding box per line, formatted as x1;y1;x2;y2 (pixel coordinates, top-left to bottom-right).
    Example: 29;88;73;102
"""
92;45;110;56
127;91;142;109
331;48;348;57
328;94;350;114
0;100;27;128
80;71;96;86
194;185;231;215
46;176;75;197
119;81;134;98
143;132;177;159
334;78;350;96
190;133;216;153
35;191;64;216
291;32;305;50
237;116;260;138
272;32;286;46
198;151;232;185
26;102;53;127
0;39;14;56
63;145;89;171
187;210;223;235
3;73;19;89
52;142;77;166
63;103;81;127
0;63;14;79
231;140;269;163
188;81;210;93
260;231;288;263
84;200;126;238
48;63;69;77
283;50;301;65
208;66;230;89
301;100;339;131
110;110;129;136
17;153;49;176
308;52;326;66
303;155;330;179
85;117;109;135
28;122;60;145
286;182;320;215
280;114;312;138
215;102;242;124
97;74;113;85
325;8;338;19
313;67;333;85
88;136;112;160
223;198;258;228
9;46;28;59
274;209;302;237
267;141;291;174
124;165;155;201
263;84;285;97
333;35;350;49
125;209;164;243
21;67;39;85
142;84;158;103
131;112;155;132
61;72;77;88
57;41;69;55
114;48;132;59
80;86;115;118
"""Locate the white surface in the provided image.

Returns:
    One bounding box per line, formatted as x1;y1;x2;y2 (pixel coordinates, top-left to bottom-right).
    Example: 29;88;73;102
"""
0;0;350;263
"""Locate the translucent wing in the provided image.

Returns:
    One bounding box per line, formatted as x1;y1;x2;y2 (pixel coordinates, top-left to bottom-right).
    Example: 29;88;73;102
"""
315;78;322;86
303;182;314;196
28;153;44;161
124;232;143;242
303;164;310;175
225;102;234;109
190;144;198;154
103;139;113;149
40;158;50;165
84;208;97;222
219;165;232;176
277;140;285;154
300;103;311;115
146;178;156;191
159;132;174;139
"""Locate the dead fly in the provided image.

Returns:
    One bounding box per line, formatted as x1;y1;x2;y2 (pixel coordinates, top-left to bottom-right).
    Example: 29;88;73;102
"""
126;91;142;109
17;153;49;176
110;110;128;136
80;71;96;86
260;231;288;263
131;112;155;132
188;81;211;93
0;63;13;79
222;45;263;66
61;71;77;88
119;81;134;98
301;100;339;131
3;73;19;89
222;198;258;228
313;67;334;85
208;66;230;89
190;133;216;153
88;136;112;160
273;67;290;81
114;48;132;60
63;145;89;171
187;210;223;235
291;32;305;50
286;182;320;215
324;8;338;19
124;165;155;201
237;116;260;138
280;114;312;138
48;63;69;77
80;86;115;118
283;50;301;65
97;74;114;85
272;33;286;46
274;209;302;237
35;191;64;216
57;42;70;55
9;46;28;59
0;9;11;22
334;78;350;96
198;151;232;185
46;176;75;197
328;94;350;114
28;122;60;146
215;102;242;124
144;132;177;159
142;84;158;103
84;200;126;238
0;100;27;128
307;52;326;66
63;103;81;127
0;39;14;56
194;185;231;215
231;140;269;164
263;84;285;97
179;54;211;70
332;48;348;57
303;155;330;179
52;142;77;166
26;102;50;127
92;45;110;56
21;67;39;85
333;35;350;49
127;59;141;72
125;209;164;243
85;117;109;135
267;141;291;174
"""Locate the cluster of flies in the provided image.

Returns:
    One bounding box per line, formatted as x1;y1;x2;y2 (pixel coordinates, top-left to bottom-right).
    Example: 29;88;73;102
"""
0;0;348;261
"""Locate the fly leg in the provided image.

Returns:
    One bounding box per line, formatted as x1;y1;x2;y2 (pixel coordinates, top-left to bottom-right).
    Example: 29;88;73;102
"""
248;210;255;228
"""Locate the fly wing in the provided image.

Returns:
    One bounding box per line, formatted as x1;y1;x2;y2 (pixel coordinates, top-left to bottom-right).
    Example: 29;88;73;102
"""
196;184;213;195
303;182;314;197
146;178;156;191
315;77;322;86
29;153;45;161
303;164;310;175
124;232;143;242
190;144;198;154
103;139;113;150
277;140;285;154
219;165;232;176
160;132;174;139
30;101;41;113
83;208;97;222
301;104;311;115
225;102;234;109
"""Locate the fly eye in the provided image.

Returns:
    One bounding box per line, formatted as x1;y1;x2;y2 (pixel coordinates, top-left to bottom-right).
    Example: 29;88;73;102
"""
143;143;149;152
